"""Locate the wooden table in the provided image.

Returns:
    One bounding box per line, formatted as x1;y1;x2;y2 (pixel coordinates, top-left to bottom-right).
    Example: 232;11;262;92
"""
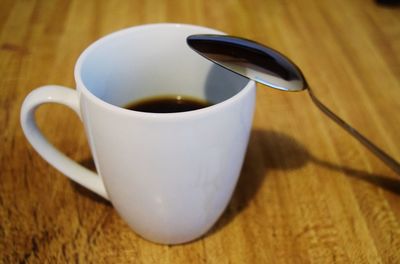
1;0;400;263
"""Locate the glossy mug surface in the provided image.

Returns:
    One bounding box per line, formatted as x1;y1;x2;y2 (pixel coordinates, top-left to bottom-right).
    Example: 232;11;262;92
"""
20;23;256;244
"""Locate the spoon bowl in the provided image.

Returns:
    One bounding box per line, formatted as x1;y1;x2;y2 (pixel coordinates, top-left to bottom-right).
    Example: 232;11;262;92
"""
187;35;307;91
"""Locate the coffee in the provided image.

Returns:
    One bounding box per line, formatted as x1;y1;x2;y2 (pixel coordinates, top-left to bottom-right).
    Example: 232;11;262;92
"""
124;95;212;113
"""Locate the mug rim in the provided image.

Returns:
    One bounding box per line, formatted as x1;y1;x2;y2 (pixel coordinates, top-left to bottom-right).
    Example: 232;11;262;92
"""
74;23;255;119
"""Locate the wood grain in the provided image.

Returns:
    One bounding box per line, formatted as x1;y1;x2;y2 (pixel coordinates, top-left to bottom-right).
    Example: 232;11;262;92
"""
1;0;399;263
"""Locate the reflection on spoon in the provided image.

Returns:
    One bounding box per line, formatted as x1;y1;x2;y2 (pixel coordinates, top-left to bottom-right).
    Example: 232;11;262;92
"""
187;34;400;175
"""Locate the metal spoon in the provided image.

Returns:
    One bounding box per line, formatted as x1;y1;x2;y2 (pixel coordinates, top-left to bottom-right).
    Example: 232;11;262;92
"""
187;34;400;175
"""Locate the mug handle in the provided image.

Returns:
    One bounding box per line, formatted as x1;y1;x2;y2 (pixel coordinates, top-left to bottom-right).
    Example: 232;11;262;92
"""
20;85;108;199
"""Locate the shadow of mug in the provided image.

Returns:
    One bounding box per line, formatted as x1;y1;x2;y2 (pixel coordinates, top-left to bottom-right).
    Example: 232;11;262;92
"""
209;129;400;234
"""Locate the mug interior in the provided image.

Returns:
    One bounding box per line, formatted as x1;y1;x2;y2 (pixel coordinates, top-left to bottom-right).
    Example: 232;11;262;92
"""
77;24;249;108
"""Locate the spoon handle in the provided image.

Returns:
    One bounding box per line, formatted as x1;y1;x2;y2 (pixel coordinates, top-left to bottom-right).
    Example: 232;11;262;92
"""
307;87;400;175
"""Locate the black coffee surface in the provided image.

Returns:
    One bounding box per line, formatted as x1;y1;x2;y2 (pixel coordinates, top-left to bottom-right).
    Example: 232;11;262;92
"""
124;95;211;113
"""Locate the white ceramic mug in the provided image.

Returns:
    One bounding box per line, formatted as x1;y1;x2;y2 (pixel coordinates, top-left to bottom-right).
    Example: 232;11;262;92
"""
20;23;256;244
